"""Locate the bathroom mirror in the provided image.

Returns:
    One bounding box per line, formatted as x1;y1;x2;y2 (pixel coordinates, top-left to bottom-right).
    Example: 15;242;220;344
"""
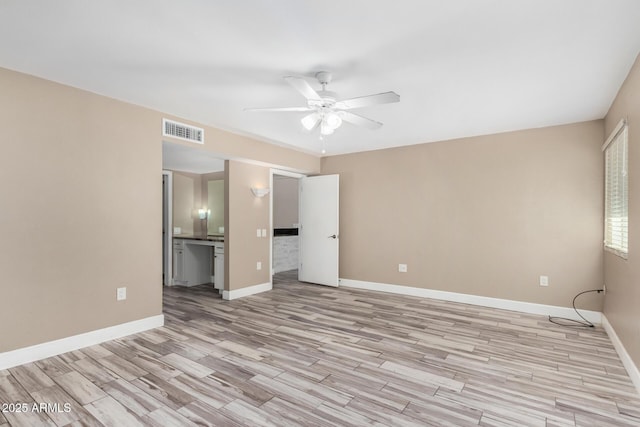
207;179;224;235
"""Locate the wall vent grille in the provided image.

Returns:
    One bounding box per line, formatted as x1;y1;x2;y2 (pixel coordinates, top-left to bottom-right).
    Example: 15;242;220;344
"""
162;119;204;144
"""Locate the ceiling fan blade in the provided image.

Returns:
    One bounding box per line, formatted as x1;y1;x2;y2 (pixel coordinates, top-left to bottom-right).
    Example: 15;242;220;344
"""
334;91;400;110
244;106;313;112
284;76;322;101
337;111;383;130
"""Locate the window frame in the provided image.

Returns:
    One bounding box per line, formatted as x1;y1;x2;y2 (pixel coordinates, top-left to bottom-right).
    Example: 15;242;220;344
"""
603;119;629;259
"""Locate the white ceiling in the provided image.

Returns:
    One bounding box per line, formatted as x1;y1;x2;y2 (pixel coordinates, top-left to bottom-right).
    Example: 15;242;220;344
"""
2;1;640;157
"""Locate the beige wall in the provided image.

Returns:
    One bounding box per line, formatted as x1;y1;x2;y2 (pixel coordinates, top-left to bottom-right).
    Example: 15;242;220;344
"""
603;54;640;371
163;124;320;176
0;67;162;352
322;121;604;309
0;67;319;353
273;176;299;228
225;160;271;290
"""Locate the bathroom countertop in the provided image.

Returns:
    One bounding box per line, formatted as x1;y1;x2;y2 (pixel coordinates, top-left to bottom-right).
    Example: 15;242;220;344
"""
173;234;224;242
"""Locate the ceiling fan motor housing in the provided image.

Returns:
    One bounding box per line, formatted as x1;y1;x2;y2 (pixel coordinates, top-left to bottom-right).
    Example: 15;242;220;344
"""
315;71;332;86
309;90;337;108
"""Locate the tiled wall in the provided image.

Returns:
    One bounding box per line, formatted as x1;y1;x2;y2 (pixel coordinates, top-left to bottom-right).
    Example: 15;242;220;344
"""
273;236;298;273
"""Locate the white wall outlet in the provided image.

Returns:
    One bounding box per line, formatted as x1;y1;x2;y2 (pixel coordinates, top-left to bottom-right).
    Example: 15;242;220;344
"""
399;264;408;273
261;228;267;238
539;275;549;287
256;228;261;237
116;287;127;301
603;284;607;295
257;261;262;270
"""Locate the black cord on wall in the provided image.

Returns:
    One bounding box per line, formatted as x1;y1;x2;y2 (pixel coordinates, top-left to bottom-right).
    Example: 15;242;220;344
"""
548;289;604;328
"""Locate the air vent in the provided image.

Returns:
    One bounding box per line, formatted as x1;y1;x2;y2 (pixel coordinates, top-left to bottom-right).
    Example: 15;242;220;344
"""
162;119;204;144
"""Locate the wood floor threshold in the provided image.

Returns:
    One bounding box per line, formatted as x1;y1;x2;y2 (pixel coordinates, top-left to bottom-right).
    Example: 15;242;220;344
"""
1;270;639;426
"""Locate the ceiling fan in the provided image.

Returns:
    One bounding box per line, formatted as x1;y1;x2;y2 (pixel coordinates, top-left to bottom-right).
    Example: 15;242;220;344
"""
245;71;400;136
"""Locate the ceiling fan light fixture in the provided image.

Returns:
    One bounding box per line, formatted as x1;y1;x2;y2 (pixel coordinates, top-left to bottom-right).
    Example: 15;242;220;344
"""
320;121;335;135
301;113;319;130
324;112;342;130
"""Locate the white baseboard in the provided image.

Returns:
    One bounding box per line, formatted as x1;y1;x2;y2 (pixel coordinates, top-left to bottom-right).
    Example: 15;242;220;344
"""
0;315;164;371
339;279;602;324
602;315;640;395
223;282;272;301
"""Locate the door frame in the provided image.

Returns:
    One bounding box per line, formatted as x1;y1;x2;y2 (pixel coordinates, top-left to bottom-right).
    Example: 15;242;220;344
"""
269;169;305;282
162;170;173;286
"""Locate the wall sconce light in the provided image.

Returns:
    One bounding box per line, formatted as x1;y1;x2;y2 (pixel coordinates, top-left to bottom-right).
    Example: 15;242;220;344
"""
198;208;210;237
251;187;271;198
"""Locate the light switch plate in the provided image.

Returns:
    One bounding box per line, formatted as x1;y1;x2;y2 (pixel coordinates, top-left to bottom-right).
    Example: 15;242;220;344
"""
257;261;262;270
261;228;267;237
256;228;261;237
117;287;127;301
399;264;408;273
539;275;549;286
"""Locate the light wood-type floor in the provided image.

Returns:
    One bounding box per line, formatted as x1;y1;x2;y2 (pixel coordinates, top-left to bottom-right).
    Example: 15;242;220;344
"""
1;271;639;426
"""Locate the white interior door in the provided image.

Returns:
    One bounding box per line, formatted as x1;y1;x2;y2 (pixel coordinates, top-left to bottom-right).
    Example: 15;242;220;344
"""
298;174;339;287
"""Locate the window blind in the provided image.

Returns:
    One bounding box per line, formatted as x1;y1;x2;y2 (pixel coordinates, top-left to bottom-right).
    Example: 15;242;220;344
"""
604;122;628;258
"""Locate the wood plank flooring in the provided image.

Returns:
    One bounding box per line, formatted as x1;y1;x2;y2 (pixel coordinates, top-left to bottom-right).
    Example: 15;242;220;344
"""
1;270;639;426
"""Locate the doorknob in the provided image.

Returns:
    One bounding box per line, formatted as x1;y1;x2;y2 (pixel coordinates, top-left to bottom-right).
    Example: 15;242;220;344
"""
328;234;338;239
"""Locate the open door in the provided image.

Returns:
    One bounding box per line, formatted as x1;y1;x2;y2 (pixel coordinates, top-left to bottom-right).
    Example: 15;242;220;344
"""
299;174;339;287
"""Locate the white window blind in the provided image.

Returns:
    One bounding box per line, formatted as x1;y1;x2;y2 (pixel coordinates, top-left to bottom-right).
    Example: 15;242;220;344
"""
603;121;628;258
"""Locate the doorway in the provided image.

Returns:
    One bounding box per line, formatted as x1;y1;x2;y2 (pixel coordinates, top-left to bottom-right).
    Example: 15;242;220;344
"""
270;170;340;287
162;141;226;292
271;171;302;285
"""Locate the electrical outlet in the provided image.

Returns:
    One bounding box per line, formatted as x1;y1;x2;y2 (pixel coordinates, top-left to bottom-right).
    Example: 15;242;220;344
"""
603;284;607;295
257;261;262;270
261;228;267;238
116;287;127;301
539;276;549;287
398;264;408;273
256;228;261;237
